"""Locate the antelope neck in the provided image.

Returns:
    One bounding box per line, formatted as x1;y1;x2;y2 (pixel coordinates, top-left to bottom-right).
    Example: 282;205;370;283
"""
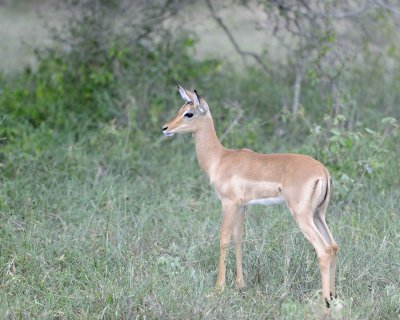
193;115;224;177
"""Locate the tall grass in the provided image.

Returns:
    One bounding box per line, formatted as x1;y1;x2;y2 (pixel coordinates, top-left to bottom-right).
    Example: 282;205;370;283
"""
0;120;399;319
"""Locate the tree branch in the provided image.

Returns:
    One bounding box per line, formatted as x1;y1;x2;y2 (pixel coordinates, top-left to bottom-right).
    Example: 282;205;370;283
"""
204;0;270;74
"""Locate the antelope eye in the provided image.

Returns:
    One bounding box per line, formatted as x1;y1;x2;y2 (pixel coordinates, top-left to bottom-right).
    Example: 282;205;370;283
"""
184;112;194;118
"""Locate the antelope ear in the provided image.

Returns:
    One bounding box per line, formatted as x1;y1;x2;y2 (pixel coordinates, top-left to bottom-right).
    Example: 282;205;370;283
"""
177;84;191;102
192;89;200;106
194;90;209;114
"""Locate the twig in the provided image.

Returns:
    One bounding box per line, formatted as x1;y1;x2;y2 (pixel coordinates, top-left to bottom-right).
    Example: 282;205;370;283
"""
204;0;270;74
292;62;303;115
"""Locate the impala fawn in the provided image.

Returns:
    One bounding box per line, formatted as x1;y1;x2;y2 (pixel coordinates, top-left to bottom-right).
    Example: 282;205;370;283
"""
162;85;338;309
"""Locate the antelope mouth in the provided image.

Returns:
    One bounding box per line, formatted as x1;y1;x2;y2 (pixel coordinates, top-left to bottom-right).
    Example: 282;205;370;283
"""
162;125;175;137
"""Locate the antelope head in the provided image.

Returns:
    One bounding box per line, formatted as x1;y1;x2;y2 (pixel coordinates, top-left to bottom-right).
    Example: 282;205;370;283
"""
162;84;209;137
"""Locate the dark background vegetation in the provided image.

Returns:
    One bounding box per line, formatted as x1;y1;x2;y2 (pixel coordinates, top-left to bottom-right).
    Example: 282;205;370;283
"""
0;0;399;318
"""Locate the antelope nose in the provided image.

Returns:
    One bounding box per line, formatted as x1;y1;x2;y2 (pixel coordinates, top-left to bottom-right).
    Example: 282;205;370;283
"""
162;126;168;132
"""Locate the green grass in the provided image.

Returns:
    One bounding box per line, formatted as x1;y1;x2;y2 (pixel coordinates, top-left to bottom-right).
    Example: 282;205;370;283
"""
0;128;399;319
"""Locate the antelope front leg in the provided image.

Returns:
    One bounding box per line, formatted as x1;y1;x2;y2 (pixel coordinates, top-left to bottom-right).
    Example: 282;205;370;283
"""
215;201;237;291
233;206;245;289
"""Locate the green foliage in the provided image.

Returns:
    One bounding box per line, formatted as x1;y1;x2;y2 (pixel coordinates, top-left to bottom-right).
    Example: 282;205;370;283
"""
0;1;220;142
300;114;399;201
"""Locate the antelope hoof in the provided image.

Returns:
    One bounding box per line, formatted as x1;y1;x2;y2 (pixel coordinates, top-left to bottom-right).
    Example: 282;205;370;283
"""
325;298;331;309
214;283;225;293
236;279;246;290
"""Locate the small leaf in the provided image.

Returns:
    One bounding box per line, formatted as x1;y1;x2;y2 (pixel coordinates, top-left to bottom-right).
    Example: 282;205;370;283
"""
381;117;396;125
364;128;375;135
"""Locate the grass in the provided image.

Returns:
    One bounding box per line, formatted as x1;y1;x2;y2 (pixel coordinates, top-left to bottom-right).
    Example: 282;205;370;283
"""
0;126;399;319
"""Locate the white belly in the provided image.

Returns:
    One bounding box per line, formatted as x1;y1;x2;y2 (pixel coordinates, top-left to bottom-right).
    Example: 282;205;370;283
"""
246;196;285;206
